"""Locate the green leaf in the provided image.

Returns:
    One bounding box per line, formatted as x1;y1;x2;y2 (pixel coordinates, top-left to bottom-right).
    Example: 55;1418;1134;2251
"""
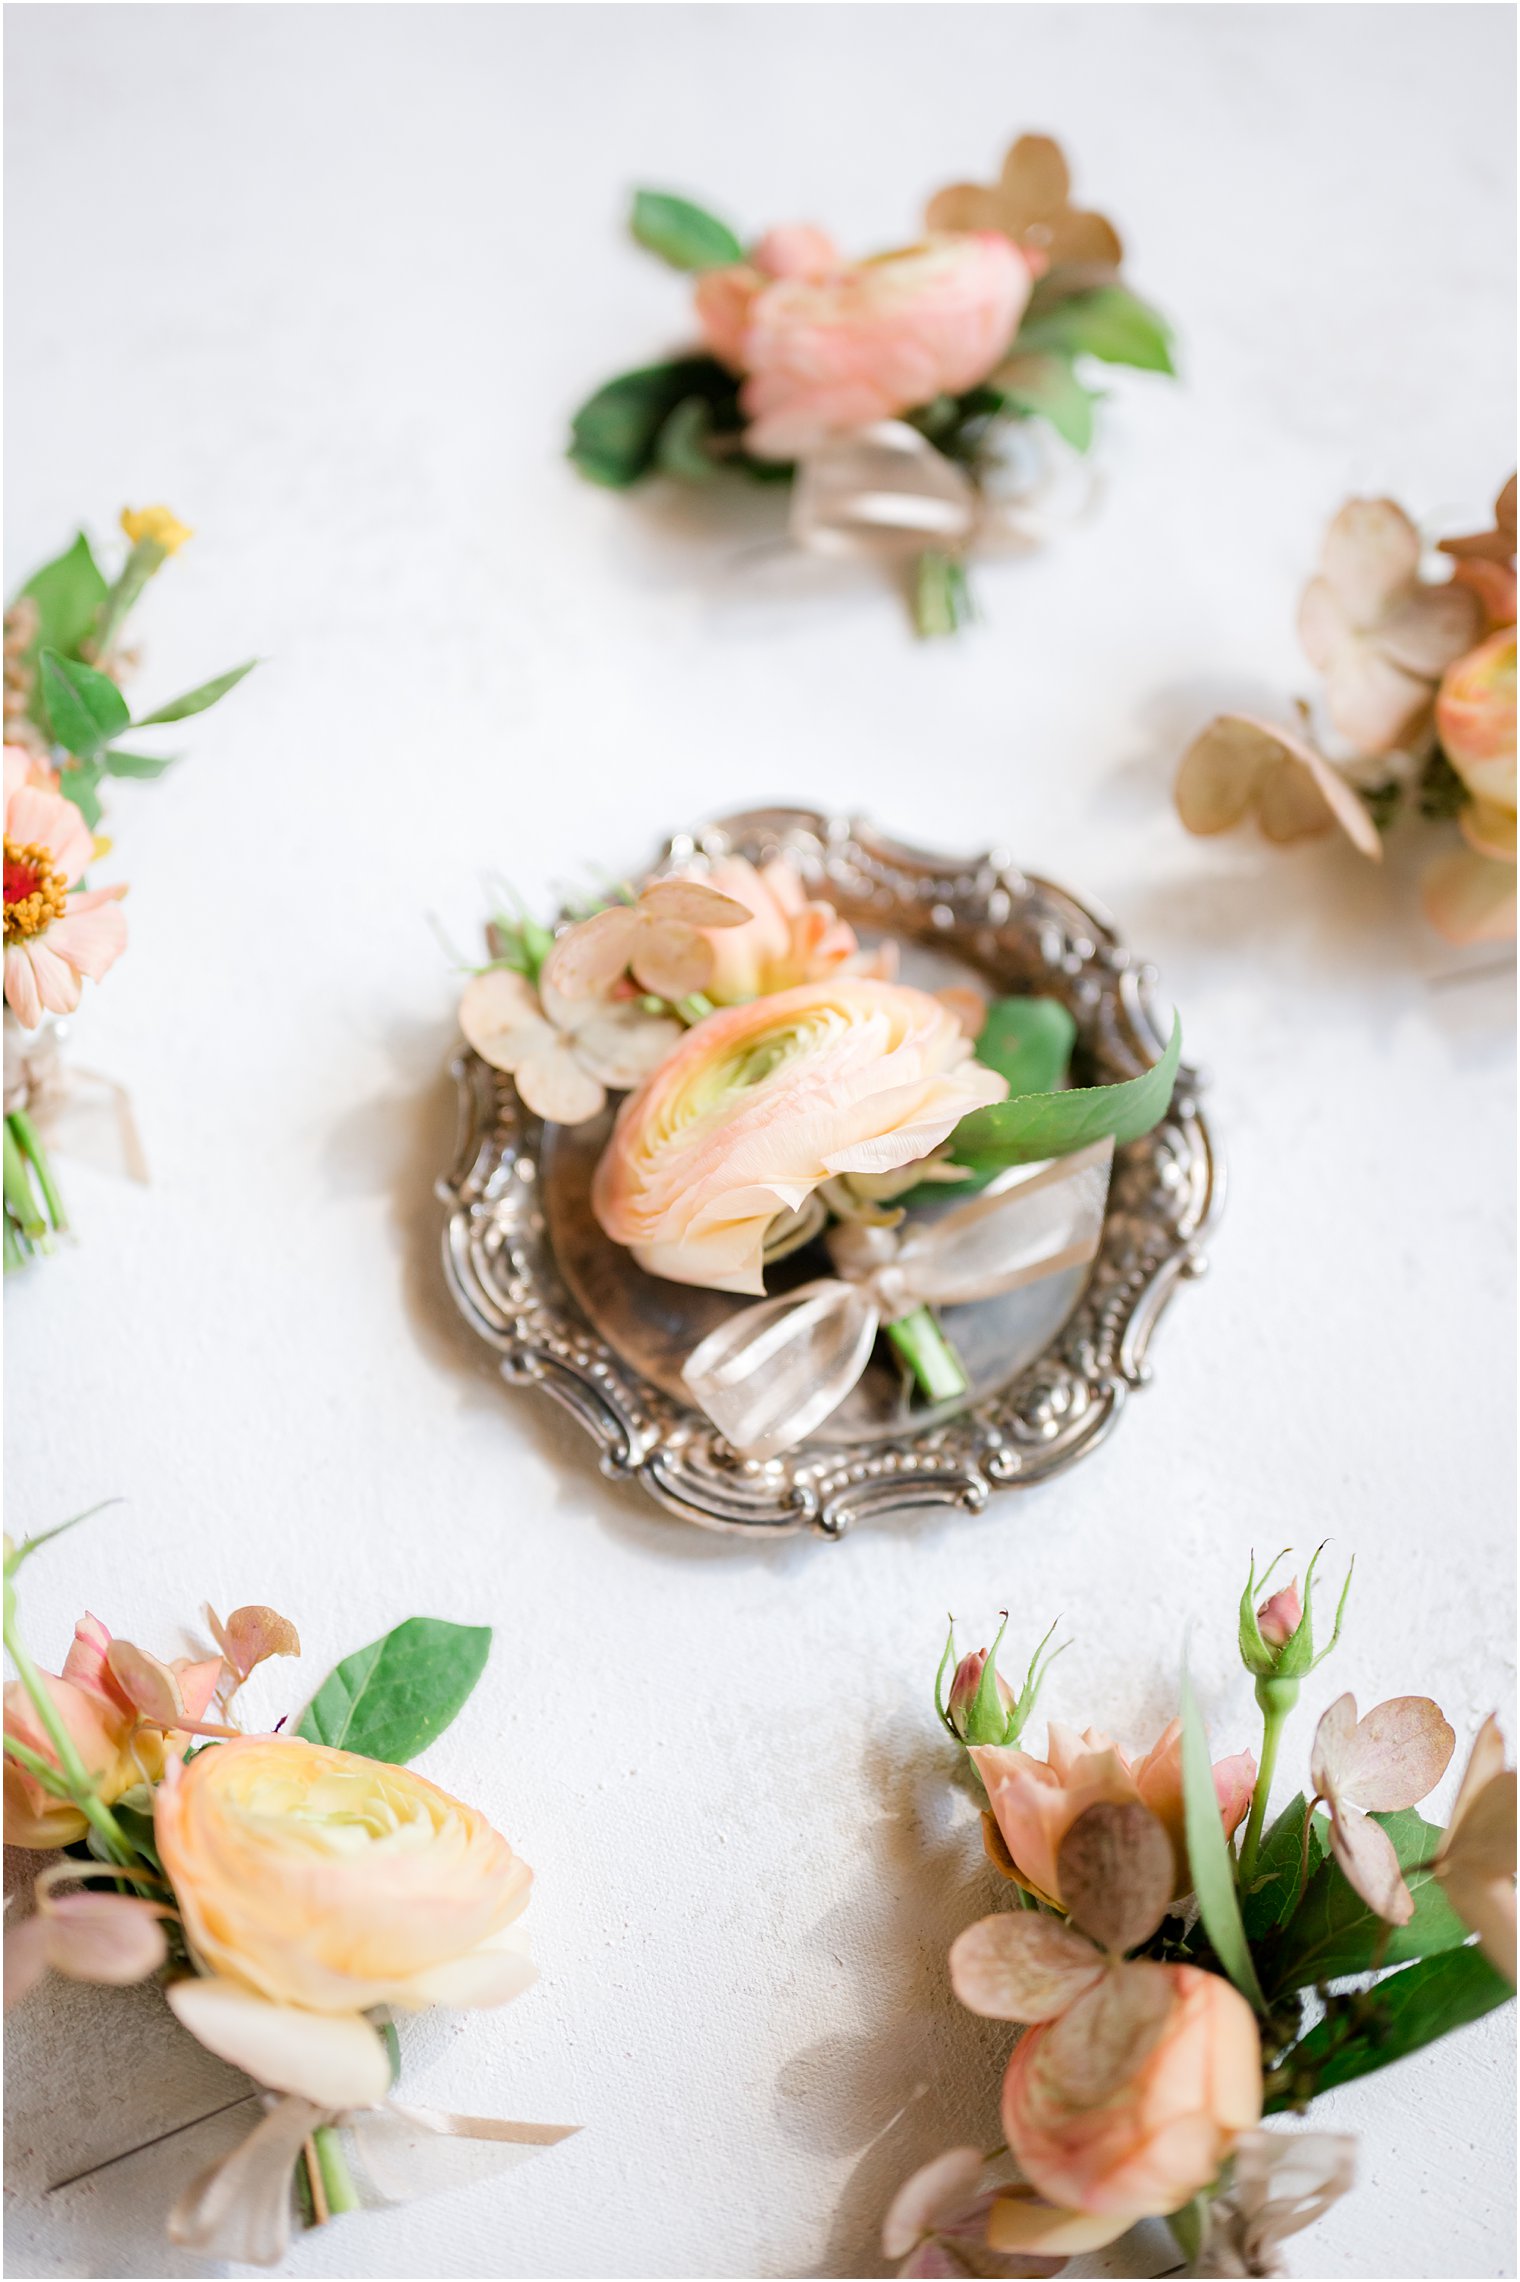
296;1617;491;1764
102;748;176;780
1180;1663;1266;2010
38;649;130;759
975;996;1078;1096
1266;1945;1513;2108
1266;1809;1470;1993
630;189;744;272
20;533;107;660
1013;286;1176;376
952;1013;1182;1174
655;396;718;482
1242;1792;1329;1940
569;357;737;488
997;354;1100;452
57;760;104;829
133;659;256;726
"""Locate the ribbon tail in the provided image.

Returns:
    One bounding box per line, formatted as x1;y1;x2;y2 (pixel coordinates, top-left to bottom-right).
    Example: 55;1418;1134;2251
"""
29;1064;150;1185
887;1140;1114;1308
683;1277;880;1458
344;2100;581;2206
166;2094;327;2266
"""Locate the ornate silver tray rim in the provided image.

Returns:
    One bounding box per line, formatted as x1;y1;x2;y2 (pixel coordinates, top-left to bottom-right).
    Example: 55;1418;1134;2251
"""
438;808;1222;1538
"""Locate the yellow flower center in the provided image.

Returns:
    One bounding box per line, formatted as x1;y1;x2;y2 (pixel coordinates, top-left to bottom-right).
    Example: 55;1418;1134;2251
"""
3;837;68;941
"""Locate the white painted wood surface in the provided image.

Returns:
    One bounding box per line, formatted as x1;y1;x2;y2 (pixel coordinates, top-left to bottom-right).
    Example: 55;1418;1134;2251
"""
4;6;1514;2277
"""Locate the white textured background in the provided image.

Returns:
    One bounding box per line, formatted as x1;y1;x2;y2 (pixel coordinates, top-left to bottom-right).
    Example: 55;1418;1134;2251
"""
4;6;1515;2278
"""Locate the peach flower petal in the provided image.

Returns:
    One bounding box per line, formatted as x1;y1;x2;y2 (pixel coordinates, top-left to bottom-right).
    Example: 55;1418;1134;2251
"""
593;976;1006;1294
736;233;1033;461
167;1978;392;2109
1421;847;1517;944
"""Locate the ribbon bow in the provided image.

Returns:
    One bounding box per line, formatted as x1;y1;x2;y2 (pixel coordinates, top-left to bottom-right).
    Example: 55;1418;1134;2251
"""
168;2092;580;2266
682;1140;1113;1458
2;1013;147;1184
789;418;1093;565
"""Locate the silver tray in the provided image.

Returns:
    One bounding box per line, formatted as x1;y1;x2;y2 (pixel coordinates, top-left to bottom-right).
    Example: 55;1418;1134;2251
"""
438;807;1220;1538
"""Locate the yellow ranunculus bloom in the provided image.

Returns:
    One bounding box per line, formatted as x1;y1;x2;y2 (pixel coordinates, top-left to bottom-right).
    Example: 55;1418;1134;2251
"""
156;1735;536;2107
119;505;193;555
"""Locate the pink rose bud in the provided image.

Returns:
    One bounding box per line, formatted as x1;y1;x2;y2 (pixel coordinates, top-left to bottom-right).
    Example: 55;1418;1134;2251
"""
947;1650;1015;1742
750;224;842;281
1256;1582;1303;1649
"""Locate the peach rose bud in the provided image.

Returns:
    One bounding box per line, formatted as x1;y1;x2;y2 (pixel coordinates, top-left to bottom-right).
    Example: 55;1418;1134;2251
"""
1001;1962;1262;2221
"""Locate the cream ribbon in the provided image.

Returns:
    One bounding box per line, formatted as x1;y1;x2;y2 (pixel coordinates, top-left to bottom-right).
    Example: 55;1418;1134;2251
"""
2;1013;147;1184
167;2093;580;2266
682;1140;1113;1458
789;417;1093;564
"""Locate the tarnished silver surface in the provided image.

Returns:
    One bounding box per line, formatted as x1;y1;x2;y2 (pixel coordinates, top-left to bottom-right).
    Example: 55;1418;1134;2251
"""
437;807;1221;1538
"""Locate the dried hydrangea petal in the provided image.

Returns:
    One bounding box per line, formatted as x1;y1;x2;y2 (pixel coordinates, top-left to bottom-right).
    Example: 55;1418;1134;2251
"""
1175;717;1276;835
512;1039;606;1126
882;2147;987;2260
1316;497;1422;626
630;920;714;1000
950;1911;1105;2023
1377;584;1483;679
542;906;641;999
572;1004;684;1091
458;969;553;1070
925;134;1123;272
638;879;751;928
1028;1958;1175;2110
1328;1800;1413;1924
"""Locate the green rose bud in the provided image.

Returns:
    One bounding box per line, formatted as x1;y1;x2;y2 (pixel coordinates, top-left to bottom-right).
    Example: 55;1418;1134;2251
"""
935;1612;1065;1748
1238;1543;1353;1715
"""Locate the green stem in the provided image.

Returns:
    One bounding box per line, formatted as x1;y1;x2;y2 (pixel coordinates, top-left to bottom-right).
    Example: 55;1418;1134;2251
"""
3;1731;87;1801
912;551;974;639
886;1305;969;1405
1238;1701;1286;1887
4;1215;26;1272
91;539;165;664
9;1111;66;1231
3;1119;46;1241
1167;2192;1207;2269
312;2124;360;2216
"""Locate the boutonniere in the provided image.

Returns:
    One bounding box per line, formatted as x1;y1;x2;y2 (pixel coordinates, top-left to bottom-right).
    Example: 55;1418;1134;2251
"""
2;1518;577;2265
458;842;1181;1455
569;135;1176;637
1176;477;1516;948
4;509;254;1265
883;1557;1514;2276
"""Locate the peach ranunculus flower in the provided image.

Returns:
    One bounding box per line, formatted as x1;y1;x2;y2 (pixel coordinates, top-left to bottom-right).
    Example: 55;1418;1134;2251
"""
696;232;1034;462
972;1720;1256;1908
672;854;888;1005
1002;1960;1262;2221
157;1734;536;2110
591;975;1007;1295
3;748;127;1028
3;1611;222;1848
1423;627;1517;944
